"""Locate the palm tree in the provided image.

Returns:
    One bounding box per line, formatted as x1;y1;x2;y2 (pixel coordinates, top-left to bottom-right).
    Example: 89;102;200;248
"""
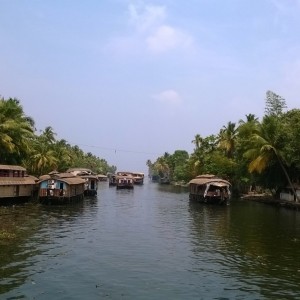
27;138;58;175
40;126;56;144
218;121;238;158
244;116;298;201
0;97;35;164
239;113;258;125
191;134;203;151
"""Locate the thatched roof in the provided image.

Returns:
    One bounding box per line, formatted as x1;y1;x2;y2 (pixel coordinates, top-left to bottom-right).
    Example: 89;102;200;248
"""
131;172;144;177
59;177;86;185
116;172;133;177
66;168;95;175
78;174;98;180
0;175;38;185
38;172;85;185
0;164;26;171
98;174;108;178
189;174;231;186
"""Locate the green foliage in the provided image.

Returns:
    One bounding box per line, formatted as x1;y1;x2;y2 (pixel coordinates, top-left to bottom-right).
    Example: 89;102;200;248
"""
265;90;287;116
149;91;300;195
0;97;35;164
0;96;116;176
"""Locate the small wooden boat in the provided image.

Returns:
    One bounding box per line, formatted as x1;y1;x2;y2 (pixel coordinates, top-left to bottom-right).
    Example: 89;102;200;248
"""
116;172;134;189
188;174;231;205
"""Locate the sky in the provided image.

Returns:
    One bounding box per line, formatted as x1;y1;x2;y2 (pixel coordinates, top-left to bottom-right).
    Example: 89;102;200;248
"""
1;0;300;173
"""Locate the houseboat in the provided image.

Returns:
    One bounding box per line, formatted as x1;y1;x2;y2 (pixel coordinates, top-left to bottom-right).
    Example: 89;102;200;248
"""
38;172;85;204
189;174;231;205
159;176;170;184
0;164;38;204
107;173;117;186
131;172;145;185
67;168;98;196
97;174;108;181
116;172;134;189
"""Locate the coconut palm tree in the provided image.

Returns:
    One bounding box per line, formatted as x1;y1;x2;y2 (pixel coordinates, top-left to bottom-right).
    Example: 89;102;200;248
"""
27;138;58;176
0;97;35;164
244;115;298;201
218;121;238;158
40;126;56;144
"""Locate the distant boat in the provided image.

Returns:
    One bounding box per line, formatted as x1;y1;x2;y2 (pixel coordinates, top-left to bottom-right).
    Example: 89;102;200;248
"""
97;174;108;181
159;176;170;184
116;172;134;190
188;174;231;205
131;172;144;185
67;168;98;196
107;173;117;186
151;175;159;182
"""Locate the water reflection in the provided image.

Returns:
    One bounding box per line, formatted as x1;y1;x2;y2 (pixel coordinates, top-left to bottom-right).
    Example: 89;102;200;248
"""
156;183;188;194
0;203;44;294
188;198;300;299
0;198;98;295
2;185;300;299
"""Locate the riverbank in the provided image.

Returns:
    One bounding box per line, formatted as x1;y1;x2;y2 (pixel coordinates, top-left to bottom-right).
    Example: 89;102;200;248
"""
241;193;300;210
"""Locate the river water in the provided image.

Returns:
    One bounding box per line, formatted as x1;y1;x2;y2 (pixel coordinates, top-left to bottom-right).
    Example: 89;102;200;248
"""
1;180;300;299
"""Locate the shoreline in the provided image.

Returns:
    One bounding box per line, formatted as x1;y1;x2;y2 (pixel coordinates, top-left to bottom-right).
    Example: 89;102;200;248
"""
241;193;300;210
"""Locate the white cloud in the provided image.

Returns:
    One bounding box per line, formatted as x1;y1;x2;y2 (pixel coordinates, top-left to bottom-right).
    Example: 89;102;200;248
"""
146;25;193;54
128;4;166;33
105;3;194;56
153;89;182;105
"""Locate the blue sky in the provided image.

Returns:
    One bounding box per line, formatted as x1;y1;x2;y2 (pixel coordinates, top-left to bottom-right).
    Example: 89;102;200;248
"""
1;0;299;173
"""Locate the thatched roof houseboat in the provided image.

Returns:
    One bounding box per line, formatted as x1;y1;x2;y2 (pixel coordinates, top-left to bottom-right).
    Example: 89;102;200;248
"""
116;172;134;189
0;164;38;204
38;171;85;204
189;174;231;205
131;172;145;185
66;168;98;196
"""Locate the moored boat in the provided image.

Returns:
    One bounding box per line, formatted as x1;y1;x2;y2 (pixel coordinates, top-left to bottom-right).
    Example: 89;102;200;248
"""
131;172;144;185
38;172;85;204
107;173;117;186
0;164;38;204
97;174;108;181
67;168;98;196
116;172;134;189
188;174;231;205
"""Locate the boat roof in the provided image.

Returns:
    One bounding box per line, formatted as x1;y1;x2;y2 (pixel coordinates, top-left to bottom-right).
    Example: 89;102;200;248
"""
38;173;86;185
0;175;38;185
189;174;231;186
131;172;144;176
116;174;134;178
0;164;27;171
116;172;133;177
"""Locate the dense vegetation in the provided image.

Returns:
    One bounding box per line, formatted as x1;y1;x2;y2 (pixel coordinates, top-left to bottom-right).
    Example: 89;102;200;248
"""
0;97;116;176
148;91;300;197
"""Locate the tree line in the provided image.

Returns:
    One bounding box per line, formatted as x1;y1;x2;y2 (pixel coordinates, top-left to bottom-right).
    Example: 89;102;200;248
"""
0;97;116;176
147;91;300;198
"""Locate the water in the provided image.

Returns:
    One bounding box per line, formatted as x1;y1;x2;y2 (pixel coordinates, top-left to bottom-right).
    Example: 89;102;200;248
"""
1;180;300;299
